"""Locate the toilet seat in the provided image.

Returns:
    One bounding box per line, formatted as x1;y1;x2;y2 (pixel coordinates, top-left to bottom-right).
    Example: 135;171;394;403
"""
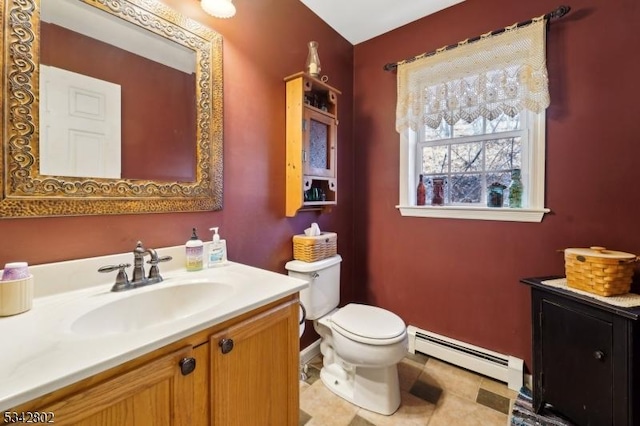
330;303;406;346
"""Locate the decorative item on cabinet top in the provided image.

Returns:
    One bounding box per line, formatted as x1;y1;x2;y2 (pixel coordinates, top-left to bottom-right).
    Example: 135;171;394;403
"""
563;246;638;297
284;72;341;217
305;41;322;78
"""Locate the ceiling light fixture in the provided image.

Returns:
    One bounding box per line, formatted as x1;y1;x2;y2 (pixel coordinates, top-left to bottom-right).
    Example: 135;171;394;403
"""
201;0;236;18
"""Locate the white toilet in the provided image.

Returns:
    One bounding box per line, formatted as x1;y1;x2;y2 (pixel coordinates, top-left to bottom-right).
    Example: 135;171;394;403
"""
286;255;408;415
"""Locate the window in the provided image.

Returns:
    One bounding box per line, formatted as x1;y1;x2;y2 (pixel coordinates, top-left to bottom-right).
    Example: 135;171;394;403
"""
395;18;551;222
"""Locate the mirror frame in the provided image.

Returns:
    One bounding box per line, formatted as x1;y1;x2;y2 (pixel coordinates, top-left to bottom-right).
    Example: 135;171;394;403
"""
0;0;223;218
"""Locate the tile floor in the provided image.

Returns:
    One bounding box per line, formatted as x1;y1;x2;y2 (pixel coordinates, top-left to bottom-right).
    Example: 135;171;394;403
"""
299;352;518;426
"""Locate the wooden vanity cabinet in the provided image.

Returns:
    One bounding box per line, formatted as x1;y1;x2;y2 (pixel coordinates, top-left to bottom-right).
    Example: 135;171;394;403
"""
285;72;340;217
2;296;300;426
521;277;640;426
32;346;197;426
211;298;299;425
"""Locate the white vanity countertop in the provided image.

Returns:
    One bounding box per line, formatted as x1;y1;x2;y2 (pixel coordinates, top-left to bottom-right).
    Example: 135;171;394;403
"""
0;246;308;411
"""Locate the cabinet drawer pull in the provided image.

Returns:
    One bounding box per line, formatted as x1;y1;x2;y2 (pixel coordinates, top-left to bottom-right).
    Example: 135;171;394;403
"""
219;338;234;354
179;357;196;375
593;350;605;361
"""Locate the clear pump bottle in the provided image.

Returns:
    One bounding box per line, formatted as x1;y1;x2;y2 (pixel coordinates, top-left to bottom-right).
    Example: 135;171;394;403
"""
208;227;227;267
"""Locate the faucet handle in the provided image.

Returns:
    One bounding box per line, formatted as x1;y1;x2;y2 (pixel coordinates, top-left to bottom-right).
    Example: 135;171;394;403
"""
147;255;172;281
99;263;131;292
147;255;173;265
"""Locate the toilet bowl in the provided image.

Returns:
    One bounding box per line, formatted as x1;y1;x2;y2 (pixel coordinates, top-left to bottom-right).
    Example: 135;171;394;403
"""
286;255;408;415
314;304;408;415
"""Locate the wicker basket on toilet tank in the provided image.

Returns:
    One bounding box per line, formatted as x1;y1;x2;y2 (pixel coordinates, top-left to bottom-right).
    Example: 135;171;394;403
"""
293;232;337;262
564;246;638;296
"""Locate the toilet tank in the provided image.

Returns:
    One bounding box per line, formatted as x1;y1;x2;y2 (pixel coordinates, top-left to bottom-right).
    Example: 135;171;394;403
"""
285;255;342;320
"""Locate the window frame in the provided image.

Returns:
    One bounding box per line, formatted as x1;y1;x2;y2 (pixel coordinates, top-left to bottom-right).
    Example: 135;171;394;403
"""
396;110;550;222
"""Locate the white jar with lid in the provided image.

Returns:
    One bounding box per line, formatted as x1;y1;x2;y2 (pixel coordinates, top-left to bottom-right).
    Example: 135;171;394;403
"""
1;262;33;316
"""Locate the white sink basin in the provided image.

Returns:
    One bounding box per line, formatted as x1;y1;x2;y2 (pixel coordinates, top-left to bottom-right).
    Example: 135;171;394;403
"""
70;279;234;336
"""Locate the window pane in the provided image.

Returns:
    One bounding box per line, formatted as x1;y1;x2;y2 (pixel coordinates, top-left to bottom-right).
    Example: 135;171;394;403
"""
450;173;482;203
424;121;451;140
486;113;520;133
486;172;511;187
418;109;529;207
422;145;448;174
453;117;484;137
450;142;483;173
485;138;521;171
309;119;329;170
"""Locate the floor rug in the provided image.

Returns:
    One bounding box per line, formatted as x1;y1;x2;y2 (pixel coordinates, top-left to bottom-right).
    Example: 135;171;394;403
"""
510;387;574;426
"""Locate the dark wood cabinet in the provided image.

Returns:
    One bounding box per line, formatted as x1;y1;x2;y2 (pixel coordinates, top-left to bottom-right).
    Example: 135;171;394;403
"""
521;277;640;426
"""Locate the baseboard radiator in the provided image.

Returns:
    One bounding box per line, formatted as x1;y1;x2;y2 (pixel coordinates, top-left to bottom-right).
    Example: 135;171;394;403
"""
407;325;523;391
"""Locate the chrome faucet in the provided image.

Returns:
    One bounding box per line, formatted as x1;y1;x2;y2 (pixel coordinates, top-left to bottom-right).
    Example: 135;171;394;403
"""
99;241;172;292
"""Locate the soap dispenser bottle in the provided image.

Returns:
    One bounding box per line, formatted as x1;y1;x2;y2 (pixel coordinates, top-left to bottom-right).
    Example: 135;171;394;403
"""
186;228;204;271
208;227;227;267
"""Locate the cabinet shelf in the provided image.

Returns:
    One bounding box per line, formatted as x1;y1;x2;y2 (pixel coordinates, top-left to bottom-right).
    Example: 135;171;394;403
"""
304;103;336;118
303;201;335;207
285;72;340;217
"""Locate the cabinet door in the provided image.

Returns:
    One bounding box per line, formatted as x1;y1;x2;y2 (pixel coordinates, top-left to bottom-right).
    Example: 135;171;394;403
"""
38;346;196;426
192;342;211;426
211;301;299;426
303;109;336;178
540;299;613;425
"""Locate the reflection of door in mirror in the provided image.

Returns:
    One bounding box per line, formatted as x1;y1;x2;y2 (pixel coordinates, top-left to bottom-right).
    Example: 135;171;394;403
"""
40;65;122;179
39;1;197;182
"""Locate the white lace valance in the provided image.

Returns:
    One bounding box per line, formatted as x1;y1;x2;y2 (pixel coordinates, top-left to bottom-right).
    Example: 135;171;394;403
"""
396;18;550;132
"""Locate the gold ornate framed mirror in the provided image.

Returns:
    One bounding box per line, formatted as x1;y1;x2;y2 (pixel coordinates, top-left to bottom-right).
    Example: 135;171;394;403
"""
0;0;223;218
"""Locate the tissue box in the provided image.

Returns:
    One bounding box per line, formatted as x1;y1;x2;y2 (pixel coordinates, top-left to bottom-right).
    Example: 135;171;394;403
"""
293;232;337;262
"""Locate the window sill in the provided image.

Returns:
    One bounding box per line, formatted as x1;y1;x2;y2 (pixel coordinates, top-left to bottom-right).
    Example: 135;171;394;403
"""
396;205;550;222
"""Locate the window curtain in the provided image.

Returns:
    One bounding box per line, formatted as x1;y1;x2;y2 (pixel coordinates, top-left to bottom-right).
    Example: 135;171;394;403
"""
395;17;550;132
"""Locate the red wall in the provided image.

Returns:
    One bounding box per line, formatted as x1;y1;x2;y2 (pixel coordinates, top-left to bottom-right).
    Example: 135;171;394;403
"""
353;0;640;368
0;0;354;350
5;0;637;371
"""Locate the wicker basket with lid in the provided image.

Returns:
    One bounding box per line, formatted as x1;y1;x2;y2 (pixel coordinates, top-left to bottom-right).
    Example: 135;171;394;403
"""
564;246;638;296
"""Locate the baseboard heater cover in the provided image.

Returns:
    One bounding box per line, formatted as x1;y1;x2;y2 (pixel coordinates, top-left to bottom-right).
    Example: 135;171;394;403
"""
300;339;321;365
407;325;523;391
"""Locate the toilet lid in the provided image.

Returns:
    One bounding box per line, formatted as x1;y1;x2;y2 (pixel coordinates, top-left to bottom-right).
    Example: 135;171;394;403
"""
331;304;406;345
